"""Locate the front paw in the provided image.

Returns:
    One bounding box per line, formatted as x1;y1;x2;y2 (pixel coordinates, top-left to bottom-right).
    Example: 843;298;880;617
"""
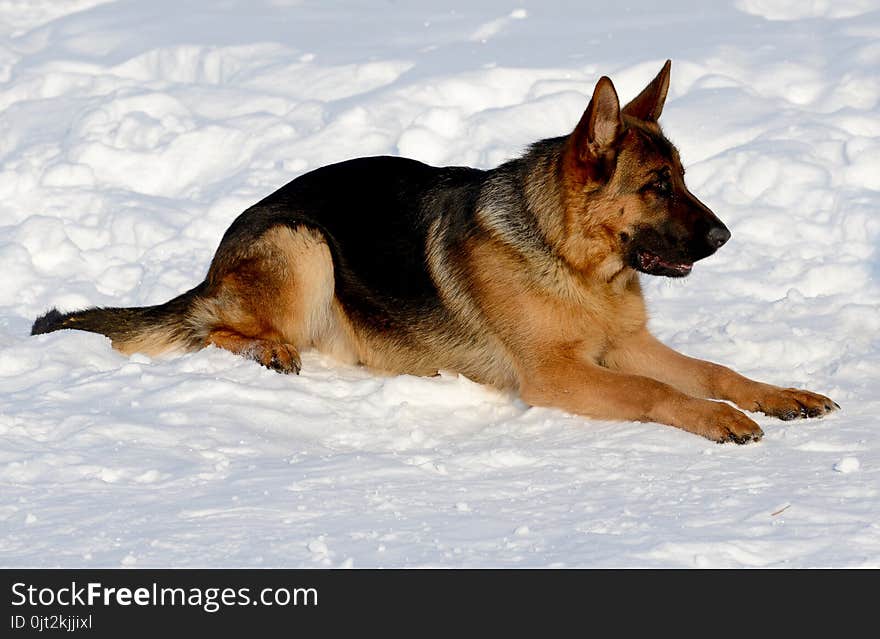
751;387;839;421
690;401;764;444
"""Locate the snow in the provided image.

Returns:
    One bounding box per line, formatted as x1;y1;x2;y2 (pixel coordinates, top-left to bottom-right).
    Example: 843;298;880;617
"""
834;457;861;474
1;0;879;567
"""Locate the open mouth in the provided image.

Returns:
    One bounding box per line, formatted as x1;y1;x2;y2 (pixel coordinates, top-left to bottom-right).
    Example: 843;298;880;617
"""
636;250;693;277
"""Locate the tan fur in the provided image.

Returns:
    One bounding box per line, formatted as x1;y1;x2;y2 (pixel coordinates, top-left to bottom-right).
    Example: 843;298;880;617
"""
114;327;189;357
463;234;767;442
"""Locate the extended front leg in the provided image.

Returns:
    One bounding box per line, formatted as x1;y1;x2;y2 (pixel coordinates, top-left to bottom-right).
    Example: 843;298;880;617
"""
603;329;839;421
518;355;764;444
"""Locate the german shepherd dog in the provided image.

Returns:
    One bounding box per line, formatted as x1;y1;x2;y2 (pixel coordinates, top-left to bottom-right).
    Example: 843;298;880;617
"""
32;61;838;443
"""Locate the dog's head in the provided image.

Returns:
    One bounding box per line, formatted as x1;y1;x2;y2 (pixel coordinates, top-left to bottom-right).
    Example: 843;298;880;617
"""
559;61;729;279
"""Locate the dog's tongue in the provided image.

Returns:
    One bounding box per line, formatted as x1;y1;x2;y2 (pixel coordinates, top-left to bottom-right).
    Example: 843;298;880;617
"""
639;250;692;275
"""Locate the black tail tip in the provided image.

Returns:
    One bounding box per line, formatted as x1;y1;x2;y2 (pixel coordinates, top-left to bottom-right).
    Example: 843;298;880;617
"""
31;308;65;335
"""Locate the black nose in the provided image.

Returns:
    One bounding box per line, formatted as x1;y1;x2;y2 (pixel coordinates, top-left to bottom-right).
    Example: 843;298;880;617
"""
707;225;731;249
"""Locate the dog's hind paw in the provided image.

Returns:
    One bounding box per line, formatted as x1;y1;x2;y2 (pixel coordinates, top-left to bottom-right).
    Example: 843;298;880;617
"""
206;329;302;374
255;342;302;374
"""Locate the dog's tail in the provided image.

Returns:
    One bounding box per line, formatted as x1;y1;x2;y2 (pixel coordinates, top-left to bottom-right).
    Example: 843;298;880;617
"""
31;285;207;356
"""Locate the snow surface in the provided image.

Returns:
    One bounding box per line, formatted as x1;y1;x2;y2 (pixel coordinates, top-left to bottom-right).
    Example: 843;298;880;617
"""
1;0;879;567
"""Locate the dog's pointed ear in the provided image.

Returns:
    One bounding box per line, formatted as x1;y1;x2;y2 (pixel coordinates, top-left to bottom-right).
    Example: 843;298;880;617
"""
571;76;622;160
622;59;671;122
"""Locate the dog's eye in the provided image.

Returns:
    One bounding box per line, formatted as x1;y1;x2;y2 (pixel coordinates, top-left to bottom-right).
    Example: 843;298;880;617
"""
653;178;671;195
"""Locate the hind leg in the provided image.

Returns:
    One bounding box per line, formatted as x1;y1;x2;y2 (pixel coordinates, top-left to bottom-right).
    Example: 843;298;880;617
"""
190;224;344;374
206;328;302;374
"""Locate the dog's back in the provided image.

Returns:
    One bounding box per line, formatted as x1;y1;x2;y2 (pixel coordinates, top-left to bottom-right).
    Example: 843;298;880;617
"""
221;156;481;326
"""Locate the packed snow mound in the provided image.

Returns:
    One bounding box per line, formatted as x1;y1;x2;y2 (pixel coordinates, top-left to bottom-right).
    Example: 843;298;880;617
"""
1;1;878;567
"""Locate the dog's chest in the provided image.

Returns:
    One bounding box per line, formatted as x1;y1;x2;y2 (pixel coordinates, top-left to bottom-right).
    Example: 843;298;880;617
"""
572;275;649;362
